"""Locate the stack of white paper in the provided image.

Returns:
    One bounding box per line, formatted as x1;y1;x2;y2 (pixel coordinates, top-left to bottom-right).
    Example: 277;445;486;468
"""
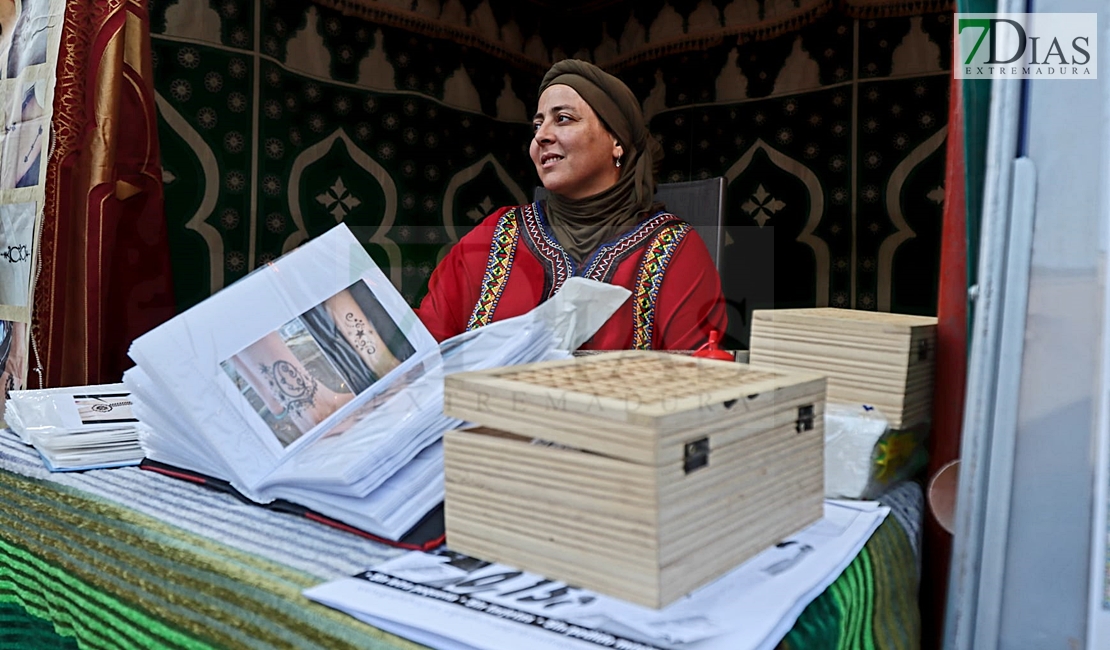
123;224;630;542
304;501;889;650
7;383;145;471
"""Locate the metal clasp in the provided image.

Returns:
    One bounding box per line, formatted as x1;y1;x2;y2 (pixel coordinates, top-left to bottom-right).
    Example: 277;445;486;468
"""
795;405;815;432
683;437;709;474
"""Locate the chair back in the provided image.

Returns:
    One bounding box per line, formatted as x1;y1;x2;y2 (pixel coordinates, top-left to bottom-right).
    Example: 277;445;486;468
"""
532;177;726;272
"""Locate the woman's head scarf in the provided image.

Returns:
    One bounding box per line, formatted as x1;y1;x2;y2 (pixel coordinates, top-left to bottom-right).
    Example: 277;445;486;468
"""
536;59;664;264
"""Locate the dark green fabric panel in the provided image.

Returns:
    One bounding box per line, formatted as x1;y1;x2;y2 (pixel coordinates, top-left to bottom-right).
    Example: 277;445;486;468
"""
151;0;538;313
0;602;81;650
628;14;951;344
958;0;996;308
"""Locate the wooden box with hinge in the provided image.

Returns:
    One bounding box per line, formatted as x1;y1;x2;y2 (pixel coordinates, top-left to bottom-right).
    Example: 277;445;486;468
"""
441;351;825;609
749;308;937;429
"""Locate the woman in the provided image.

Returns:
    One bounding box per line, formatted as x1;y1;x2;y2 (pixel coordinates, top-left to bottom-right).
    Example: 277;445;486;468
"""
417;59;726;350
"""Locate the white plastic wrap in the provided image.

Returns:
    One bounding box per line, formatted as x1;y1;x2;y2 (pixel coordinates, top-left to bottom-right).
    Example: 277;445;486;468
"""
7;383;135;442
824;402;927;499
824;403;890;499
5;383;144;470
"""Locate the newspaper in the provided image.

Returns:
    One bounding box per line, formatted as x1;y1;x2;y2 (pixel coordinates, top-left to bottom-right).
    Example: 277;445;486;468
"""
305;500;888;650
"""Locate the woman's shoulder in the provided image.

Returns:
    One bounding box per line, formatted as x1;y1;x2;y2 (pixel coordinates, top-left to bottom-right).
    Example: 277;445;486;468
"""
641;210;715;258
457;203;535;241
476;203;535;225
642;209;692;231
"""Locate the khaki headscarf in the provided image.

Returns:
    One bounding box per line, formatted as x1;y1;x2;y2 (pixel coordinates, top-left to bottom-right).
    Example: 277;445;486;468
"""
537;59;664;264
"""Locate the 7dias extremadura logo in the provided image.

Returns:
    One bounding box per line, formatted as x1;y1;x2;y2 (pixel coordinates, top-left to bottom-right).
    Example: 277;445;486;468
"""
956;13;1097;79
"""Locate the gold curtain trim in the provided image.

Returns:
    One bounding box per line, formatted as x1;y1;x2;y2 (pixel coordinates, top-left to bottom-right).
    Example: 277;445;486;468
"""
123;11;144;81
115;180;142;201
39;0;147;384
90;28;124;189
312;0;953;74
39;1;87;377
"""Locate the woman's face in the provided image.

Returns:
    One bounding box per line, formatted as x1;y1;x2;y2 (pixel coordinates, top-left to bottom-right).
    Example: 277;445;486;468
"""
530;84;622;200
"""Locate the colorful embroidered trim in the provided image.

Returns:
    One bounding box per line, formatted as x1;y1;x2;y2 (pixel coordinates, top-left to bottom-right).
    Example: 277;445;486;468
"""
520;202;572;301
522;205;683;300
466;208;521;331
581;212;681;282
632;222;692;350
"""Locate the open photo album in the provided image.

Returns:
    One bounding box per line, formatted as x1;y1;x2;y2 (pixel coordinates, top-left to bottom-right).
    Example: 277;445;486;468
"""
123;224;630;543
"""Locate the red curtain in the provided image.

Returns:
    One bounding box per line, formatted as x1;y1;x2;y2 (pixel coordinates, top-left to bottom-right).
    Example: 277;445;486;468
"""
35;0;175;386
921;72;969;650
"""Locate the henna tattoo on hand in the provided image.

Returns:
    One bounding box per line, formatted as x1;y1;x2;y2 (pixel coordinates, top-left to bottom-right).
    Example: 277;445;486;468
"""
23;125;42;163
1;245;29;263
259;359;318;416
91;401;131;413
343;312;377;354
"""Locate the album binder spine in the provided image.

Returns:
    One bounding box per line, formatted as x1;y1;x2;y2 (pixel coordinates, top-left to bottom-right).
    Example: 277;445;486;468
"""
139;459;445;551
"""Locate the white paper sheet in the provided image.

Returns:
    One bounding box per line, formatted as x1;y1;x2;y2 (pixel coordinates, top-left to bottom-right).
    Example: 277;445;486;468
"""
305;501;889;650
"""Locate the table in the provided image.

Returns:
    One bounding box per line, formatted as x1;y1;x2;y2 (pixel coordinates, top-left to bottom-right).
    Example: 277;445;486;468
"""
0;429;923;649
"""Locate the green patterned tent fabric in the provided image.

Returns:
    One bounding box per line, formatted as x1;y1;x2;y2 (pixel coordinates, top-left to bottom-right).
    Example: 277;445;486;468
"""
0;430;922;649
150;0;952;348
781;502;922;649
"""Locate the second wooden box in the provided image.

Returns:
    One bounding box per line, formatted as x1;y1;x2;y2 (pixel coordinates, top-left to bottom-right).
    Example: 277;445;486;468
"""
442;351;826;609
749;307;937;429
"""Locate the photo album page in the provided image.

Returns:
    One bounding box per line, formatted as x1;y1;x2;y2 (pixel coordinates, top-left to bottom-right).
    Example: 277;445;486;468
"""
125;224;438;500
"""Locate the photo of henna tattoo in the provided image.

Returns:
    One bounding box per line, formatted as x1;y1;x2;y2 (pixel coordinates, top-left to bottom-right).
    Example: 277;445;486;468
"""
299;280;416;397
221;320;355;448
259;359;319;417
73;393;137;424
221;279;419;448
0;202;35;309
343;312;377;355
2;82;46;189
1;245;29;263
5;0;50;78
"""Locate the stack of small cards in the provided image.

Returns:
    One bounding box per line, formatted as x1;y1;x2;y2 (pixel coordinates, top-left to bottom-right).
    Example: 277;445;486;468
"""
7;383;145;471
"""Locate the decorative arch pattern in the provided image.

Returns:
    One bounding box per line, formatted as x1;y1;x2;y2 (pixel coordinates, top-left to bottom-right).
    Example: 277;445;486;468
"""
725;138;830;306
151;0;952;334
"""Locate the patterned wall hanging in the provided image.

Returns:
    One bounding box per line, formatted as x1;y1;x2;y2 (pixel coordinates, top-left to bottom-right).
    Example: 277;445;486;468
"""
0;0;67;402
152;0;538;310
151;0;951;348
624;11;953;344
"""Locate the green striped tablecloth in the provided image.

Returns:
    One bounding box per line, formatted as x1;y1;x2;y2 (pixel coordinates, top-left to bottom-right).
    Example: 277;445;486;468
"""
0;429;922;649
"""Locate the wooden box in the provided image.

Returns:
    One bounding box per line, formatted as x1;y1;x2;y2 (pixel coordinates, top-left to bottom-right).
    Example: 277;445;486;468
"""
442;351;826;609
749;308;937;429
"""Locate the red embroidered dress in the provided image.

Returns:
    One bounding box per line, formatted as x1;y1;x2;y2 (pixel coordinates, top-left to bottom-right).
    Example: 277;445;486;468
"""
417;203;727;350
